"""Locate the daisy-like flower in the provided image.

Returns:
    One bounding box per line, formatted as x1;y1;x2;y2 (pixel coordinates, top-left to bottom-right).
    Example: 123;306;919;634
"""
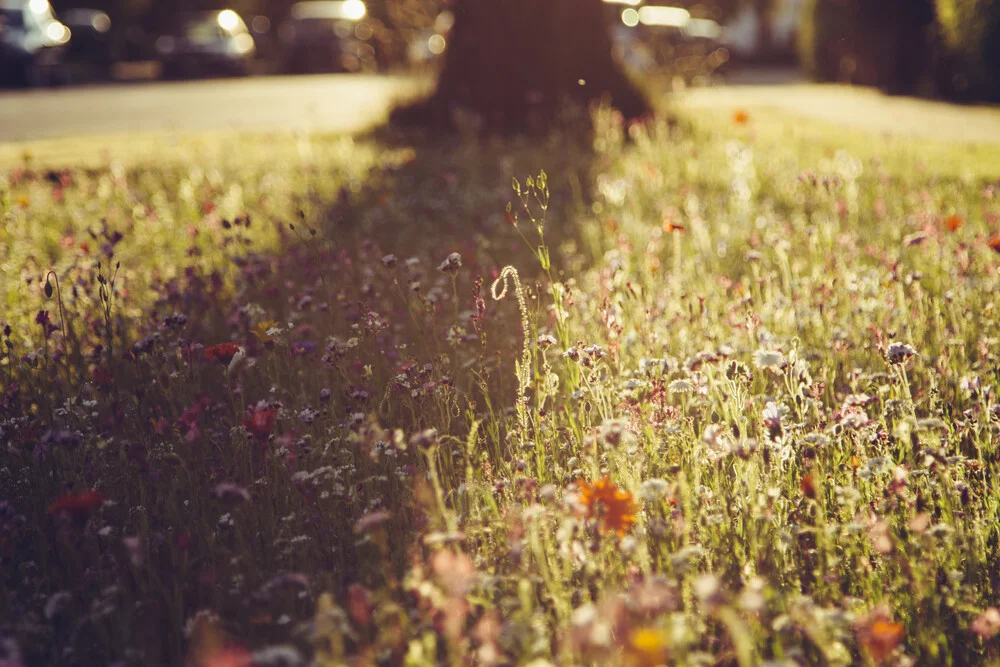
578;476;638;536
252;320;280;343
381;253;398;269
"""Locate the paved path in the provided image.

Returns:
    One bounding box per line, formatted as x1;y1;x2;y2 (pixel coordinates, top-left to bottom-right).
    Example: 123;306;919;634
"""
0;74;428;143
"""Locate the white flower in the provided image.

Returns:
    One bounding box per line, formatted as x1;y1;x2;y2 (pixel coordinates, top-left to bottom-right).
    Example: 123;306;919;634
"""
668;379;694;394
438;252;462;273
753;349;786;371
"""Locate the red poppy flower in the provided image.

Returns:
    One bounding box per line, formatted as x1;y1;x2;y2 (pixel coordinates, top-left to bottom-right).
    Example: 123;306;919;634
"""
944;214;963;232
733;109;750;125
988;232;1000;254
242;402;278;441
204;342;240;365
48;490;106;517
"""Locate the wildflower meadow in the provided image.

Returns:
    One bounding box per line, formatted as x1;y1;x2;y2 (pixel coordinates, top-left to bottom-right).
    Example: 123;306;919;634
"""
2;105;1000;666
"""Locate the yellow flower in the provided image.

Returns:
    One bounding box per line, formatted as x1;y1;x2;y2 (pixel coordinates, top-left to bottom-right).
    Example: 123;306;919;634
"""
627;627;669;667
252;319;279;343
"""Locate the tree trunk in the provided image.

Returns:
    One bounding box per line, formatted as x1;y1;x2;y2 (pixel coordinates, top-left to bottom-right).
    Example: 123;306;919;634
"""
394;0;651;133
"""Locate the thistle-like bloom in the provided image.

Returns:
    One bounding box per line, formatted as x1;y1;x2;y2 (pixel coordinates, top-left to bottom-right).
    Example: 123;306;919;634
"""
578;476;638;536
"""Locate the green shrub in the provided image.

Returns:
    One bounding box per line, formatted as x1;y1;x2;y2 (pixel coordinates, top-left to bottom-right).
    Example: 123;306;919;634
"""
798;0;936;93
935;0;1000;99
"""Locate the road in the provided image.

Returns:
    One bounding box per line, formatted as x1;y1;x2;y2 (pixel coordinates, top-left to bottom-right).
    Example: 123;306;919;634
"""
0;74;429;143
2;70;1000;147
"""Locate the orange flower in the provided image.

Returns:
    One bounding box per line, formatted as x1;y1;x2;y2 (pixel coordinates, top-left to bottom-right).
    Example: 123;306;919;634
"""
944;214;963;232
733;109;750;125
855;610;904;664
578;476;637;536
205;342;240;365
800;473;817;500
988;232;1000;254
48;490;106;517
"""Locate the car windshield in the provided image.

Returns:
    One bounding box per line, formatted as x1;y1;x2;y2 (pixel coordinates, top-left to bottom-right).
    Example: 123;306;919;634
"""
0;8;25;27
184;18;227;43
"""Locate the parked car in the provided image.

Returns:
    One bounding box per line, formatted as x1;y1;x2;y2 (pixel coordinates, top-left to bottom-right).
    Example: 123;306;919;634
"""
0;0;70;86
606;1;727;77
278;0;376;74
60;8;113;80
155;9;255;79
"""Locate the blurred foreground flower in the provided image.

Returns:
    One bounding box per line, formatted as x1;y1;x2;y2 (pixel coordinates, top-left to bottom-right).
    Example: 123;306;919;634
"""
242;402;278;441
989;232;1000;254
626;627;670;666
970;608;1000;639
854;606;904;664
578;477;637;536
47;490;106;517
733;109;749;125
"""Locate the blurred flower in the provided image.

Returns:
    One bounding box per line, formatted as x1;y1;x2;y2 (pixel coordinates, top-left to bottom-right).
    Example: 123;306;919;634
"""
733;109;749;125
438;252;462;273
48;490;106;517
753;349;785;371
800;473;817;500
944;214;963;232
431;548;477;597
886;342;917;364
242;402;278;441
989;232;1000;254
626;627;669;666
578;477;637;536
353;509;391;534
205;342;240;365
123;535;143;566
409;428;438;449
970;608;1000;639
347;583;372;627
381;254;398;268
855;607;904;664
92;366;113;388
213;482;250;504
252;320;280;343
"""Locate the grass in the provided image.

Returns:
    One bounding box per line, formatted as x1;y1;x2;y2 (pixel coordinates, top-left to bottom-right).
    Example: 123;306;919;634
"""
1;99;1000;667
